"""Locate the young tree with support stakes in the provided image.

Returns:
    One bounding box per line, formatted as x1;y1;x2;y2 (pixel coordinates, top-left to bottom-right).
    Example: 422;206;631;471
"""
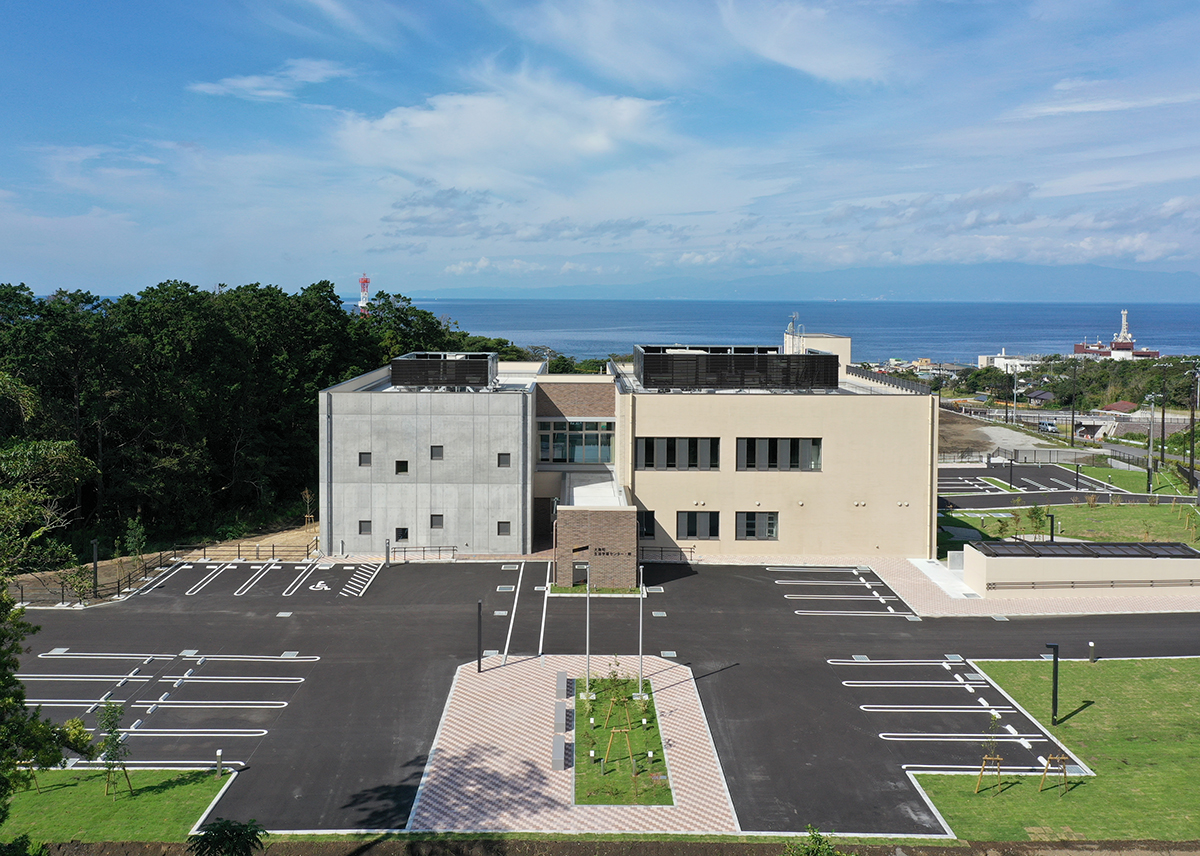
98;701;133;796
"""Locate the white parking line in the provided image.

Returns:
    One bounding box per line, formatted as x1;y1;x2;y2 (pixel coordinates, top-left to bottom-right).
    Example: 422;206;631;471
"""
796;610;914;617
29;698;289;710
776;580;880;587
235;561;277;596
180;654;320;662
282;562;319;596
842;680;988;688
113;728;269;738
537;561;552;655
827;658;961;666
879;731;1046;743
784;594;899;600
130;565;182;595
502;561;525;664
860;704;1016;713
17;673;152;682
38;651;176;661
185;563;231;596
159;675;305;683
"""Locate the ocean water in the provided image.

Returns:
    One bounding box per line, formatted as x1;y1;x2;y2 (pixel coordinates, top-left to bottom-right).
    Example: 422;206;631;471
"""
412;299;1200;364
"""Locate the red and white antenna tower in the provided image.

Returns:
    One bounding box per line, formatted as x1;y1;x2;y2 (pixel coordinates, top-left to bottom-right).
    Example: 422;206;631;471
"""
358;273;370;315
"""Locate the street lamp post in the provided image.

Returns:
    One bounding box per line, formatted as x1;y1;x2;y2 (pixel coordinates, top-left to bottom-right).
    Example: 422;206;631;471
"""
1156;362;1173;467
1146;394;1157;494
635;564;647;700
1069;359;1078;448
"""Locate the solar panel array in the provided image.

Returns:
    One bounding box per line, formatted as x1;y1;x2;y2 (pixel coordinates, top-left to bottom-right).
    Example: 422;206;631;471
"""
973;541;1200;559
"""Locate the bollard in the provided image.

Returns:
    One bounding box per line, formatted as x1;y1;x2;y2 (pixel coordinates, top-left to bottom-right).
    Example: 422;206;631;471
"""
1089;641;1096;663
215;749;223;777
61;583;65;605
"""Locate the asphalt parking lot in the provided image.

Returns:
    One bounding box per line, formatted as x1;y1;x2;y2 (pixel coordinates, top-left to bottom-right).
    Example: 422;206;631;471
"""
939;464;1114;495
20;558;1200;835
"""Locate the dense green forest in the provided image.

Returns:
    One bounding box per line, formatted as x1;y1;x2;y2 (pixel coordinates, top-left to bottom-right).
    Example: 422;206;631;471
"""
0;280;532;570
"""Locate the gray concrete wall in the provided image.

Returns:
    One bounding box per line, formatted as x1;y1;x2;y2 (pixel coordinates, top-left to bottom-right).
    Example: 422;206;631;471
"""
321;385;531;556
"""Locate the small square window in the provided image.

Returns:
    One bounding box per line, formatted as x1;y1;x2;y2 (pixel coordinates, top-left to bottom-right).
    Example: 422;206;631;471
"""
497;521;511;536
430;514;444;529
395;460;408;474
395;527;409;541
358;520;372;535
497;452;511;467
430;445;444;460
358;452;372;466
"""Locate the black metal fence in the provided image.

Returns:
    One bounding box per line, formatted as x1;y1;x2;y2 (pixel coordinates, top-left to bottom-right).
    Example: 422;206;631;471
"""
174;541;317;561
991;446;1148;468
845;364;932;395
9;560;171;606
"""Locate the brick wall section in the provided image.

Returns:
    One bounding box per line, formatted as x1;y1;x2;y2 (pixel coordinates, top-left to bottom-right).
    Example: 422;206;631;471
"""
536;383;615;418
554;506;637;588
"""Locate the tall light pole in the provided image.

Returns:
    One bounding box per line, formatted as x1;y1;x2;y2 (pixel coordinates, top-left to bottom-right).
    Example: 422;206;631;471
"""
635;564;647;700
1188;363;1199;494
1069;359;1078;448
1156;362;1173;467
1145;393;1157;494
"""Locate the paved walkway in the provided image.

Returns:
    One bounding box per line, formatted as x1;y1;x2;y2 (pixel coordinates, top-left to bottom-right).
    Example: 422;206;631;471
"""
407;654;740;834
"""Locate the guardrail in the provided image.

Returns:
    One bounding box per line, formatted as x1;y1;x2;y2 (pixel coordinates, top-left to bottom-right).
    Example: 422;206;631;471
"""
389;545;457;562
638;546;695;563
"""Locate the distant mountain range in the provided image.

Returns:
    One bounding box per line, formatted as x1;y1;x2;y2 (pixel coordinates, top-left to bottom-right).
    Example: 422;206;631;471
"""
402;263;1200;302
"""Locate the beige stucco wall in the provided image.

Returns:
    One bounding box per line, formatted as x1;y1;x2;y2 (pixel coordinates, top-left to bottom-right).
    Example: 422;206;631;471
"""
963;544;1200;597
621;390;937;557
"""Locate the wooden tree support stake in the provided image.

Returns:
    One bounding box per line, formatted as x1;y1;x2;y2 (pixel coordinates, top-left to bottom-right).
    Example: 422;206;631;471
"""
1039;753;1070;795
976;754;1004;795
603;728;638;778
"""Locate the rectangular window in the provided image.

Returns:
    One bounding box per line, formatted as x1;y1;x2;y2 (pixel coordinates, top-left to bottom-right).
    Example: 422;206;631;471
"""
497;452;511;467
636;510;656;540
430;514;443;529
635;438;720;470
358;520;372;535
737;438;821;471
395;527;409;541
430;445;443;460
497;521;511;536
538;420;615;463
358;452;372;467
395;460;408;474
676;511;719;540
736;511;779;540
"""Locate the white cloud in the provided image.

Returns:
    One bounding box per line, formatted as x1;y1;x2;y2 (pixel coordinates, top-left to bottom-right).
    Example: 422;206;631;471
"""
1013;91;1200;119
189;59;352;100
444;256;547;275
498;0;729;88
718;0;891;83
337;68;671;189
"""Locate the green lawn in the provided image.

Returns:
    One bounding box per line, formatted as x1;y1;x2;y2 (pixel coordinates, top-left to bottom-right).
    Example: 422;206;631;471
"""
1;769;229;843
941;503;1200;545
574;675;673;806
551;584;639;595
1078;465;1187;496
918;658;1200;841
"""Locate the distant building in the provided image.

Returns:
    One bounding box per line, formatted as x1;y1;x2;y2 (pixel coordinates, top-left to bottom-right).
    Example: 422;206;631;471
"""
1074;310;1160;360
1026;390;1055;406
977;349;1040;373
1100;400;1140;414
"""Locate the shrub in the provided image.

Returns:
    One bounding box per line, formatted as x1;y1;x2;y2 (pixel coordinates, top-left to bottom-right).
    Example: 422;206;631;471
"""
783;825;853;856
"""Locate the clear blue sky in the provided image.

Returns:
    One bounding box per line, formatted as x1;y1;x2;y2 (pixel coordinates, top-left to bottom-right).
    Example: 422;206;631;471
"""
3;1;1200;296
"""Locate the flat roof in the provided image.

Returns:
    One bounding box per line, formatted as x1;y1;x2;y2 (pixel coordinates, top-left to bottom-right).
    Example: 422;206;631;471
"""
972;541;1200;559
